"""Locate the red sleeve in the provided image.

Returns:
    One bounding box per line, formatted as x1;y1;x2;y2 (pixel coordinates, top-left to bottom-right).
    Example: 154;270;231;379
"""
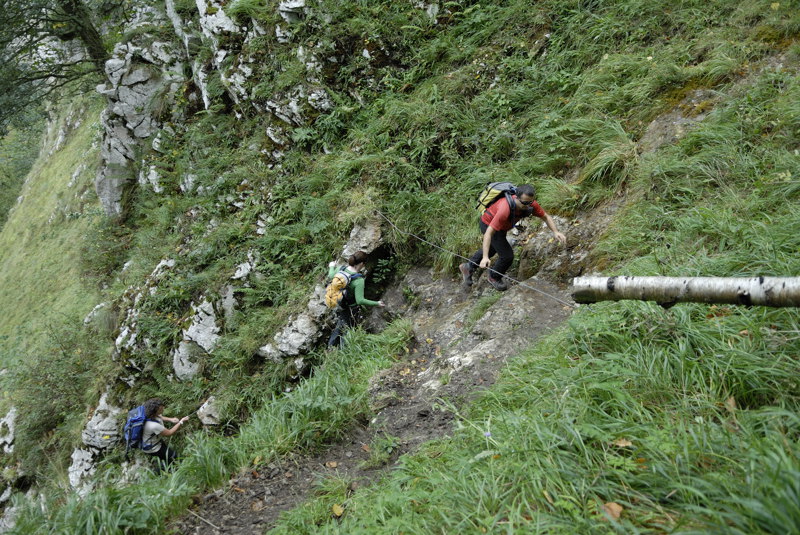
531;201;546;219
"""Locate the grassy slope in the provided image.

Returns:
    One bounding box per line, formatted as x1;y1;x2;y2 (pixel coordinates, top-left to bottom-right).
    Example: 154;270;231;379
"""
4;0;800;532
0;97;104;365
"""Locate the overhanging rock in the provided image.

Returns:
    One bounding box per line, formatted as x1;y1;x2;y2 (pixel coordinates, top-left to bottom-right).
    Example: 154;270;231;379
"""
342;218;383;259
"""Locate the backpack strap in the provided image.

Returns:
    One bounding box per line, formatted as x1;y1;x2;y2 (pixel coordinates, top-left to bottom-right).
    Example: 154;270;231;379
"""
337;267;352;281
338;269;363;306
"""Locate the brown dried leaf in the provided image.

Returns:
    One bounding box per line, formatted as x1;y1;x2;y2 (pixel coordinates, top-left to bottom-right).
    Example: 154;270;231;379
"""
602;502;623;521
325;461;338;468
612;438;633;448
332;503;345;517
724;396;737;413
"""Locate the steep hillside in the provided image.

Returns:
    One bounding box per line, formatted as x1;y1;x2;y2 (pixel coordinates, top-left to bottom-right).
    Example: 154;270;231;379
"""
0;97;104;363
0;0;798;533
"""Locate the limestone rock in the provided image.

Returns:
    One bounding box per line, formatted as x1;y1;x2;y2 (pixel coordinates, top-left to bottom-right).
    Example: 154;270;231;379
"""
413;1;441;20
95;110;138;217
220;285;238;323
257;313;319;361
638;89;718;154
68;448;97;497
172;340;204;381
232;252;257;280
256;285;328;361
83;302;109;326
0;501;20;532
119;457;152;484
306;284;328;317
138;165;164;194
275;24;292;44
278;0;307;23
197;397;221;425
169;298;221;380
81;392;124;450
165;0;198;54
341;218;383;259
184;299;221;353
308;88;334;111
197;0;241;39
115;259;176;357
267;86;307;125
95;37;185;216
0;407;17;454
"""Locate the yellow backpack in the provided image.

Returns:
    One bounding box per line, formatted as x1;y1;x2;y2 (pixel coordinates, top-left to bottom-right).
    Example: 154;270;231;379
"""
324;269;362;309
476;181;516;214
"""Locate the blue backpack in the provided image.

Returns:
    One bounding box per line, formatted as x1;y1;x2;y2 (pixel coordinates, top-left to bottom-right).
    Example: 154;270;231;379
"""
123;405;156;458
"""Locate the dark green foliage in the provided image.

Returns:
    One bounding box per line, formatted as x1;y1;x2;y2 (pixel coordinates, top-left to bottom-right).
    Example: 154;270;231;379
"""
80;220;133;279
9;319;110;478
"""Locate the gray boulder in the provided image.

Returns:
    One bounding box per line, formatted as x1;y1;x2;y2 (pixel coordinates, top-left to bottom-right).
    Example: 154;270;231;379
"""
81;392;124;450
342;218;383;258
67;448;96;497
172;340;205;381
197;397;221;425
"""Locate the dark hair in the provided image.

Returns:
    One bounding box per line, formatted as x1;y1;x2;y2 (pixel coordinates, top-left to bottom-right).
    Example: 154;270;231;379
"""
516;184;536;199
143;398;164;419
347;251;369;267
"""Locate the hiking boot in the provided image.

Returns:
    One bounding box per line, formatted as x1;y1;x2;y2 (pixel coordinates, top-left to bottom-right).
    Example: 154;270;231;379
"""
459;263;474;286
487;274;508;291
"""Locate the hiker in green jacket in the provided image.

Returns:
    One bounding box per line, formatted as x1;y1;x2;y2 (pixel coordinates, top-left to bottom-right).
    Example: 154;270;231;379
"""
327;251;385;348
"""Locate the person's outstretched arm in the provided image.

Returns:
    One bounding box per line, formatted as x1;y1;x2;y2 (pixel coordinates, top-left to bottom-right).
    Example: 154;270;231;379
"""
160;415;190;437
543;214;566;245
479;226;496;268
351;278;384;307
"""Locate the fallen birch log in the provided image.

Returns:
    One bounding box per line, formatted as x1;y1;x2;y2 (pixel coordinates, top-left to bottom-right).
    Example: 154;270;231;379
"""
571;276;800;308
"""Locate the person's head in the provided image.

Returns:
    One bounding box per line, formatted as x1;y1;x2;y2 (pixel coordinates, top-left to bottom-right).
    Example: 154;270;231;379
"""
143;398;165;419
347;251;369;269
515;184;536;207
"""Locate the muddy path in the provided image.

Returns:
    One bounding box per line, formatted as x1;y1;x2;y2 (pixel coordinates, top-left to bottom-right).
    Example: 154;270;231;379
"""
172;267;574;534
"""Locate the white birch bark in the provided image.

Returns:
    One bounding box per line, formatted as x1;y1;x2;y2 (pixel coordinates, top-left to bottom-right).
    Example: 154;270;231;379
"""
571;276;800;308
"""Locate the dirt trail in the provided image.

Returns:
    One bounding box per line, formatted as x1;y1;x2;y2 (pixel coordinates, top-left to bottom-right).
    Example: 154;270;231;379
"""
172;266;574;534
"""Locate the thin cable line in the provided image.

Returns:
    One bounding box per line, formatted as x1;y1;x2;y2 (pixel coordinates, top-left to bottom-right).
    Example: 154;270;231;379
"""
374;210;576;309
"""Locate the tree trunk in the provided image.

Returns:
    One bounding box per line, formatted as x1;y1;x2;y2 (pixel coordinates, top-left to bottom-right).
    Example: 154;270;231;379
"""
57;0;109;71
571;276;800;308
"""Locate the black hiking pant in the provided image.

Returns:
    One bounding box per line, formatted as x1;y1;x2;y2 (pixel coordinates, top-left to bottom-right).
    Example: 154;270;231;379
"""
150;444;176;474
328;305;358;348
467;221;514;278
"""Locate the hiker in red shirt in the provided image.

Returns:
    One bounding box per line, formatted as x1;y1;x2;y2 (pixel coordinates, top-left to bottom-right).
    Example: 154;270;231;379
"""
460;184;566;290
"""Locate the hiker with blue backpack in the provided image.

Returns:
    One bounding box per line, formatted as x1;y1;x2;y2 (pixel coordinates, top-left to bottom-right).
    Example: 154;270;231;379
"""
325;251;385;348
124;398;190;473
460;183;566;291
